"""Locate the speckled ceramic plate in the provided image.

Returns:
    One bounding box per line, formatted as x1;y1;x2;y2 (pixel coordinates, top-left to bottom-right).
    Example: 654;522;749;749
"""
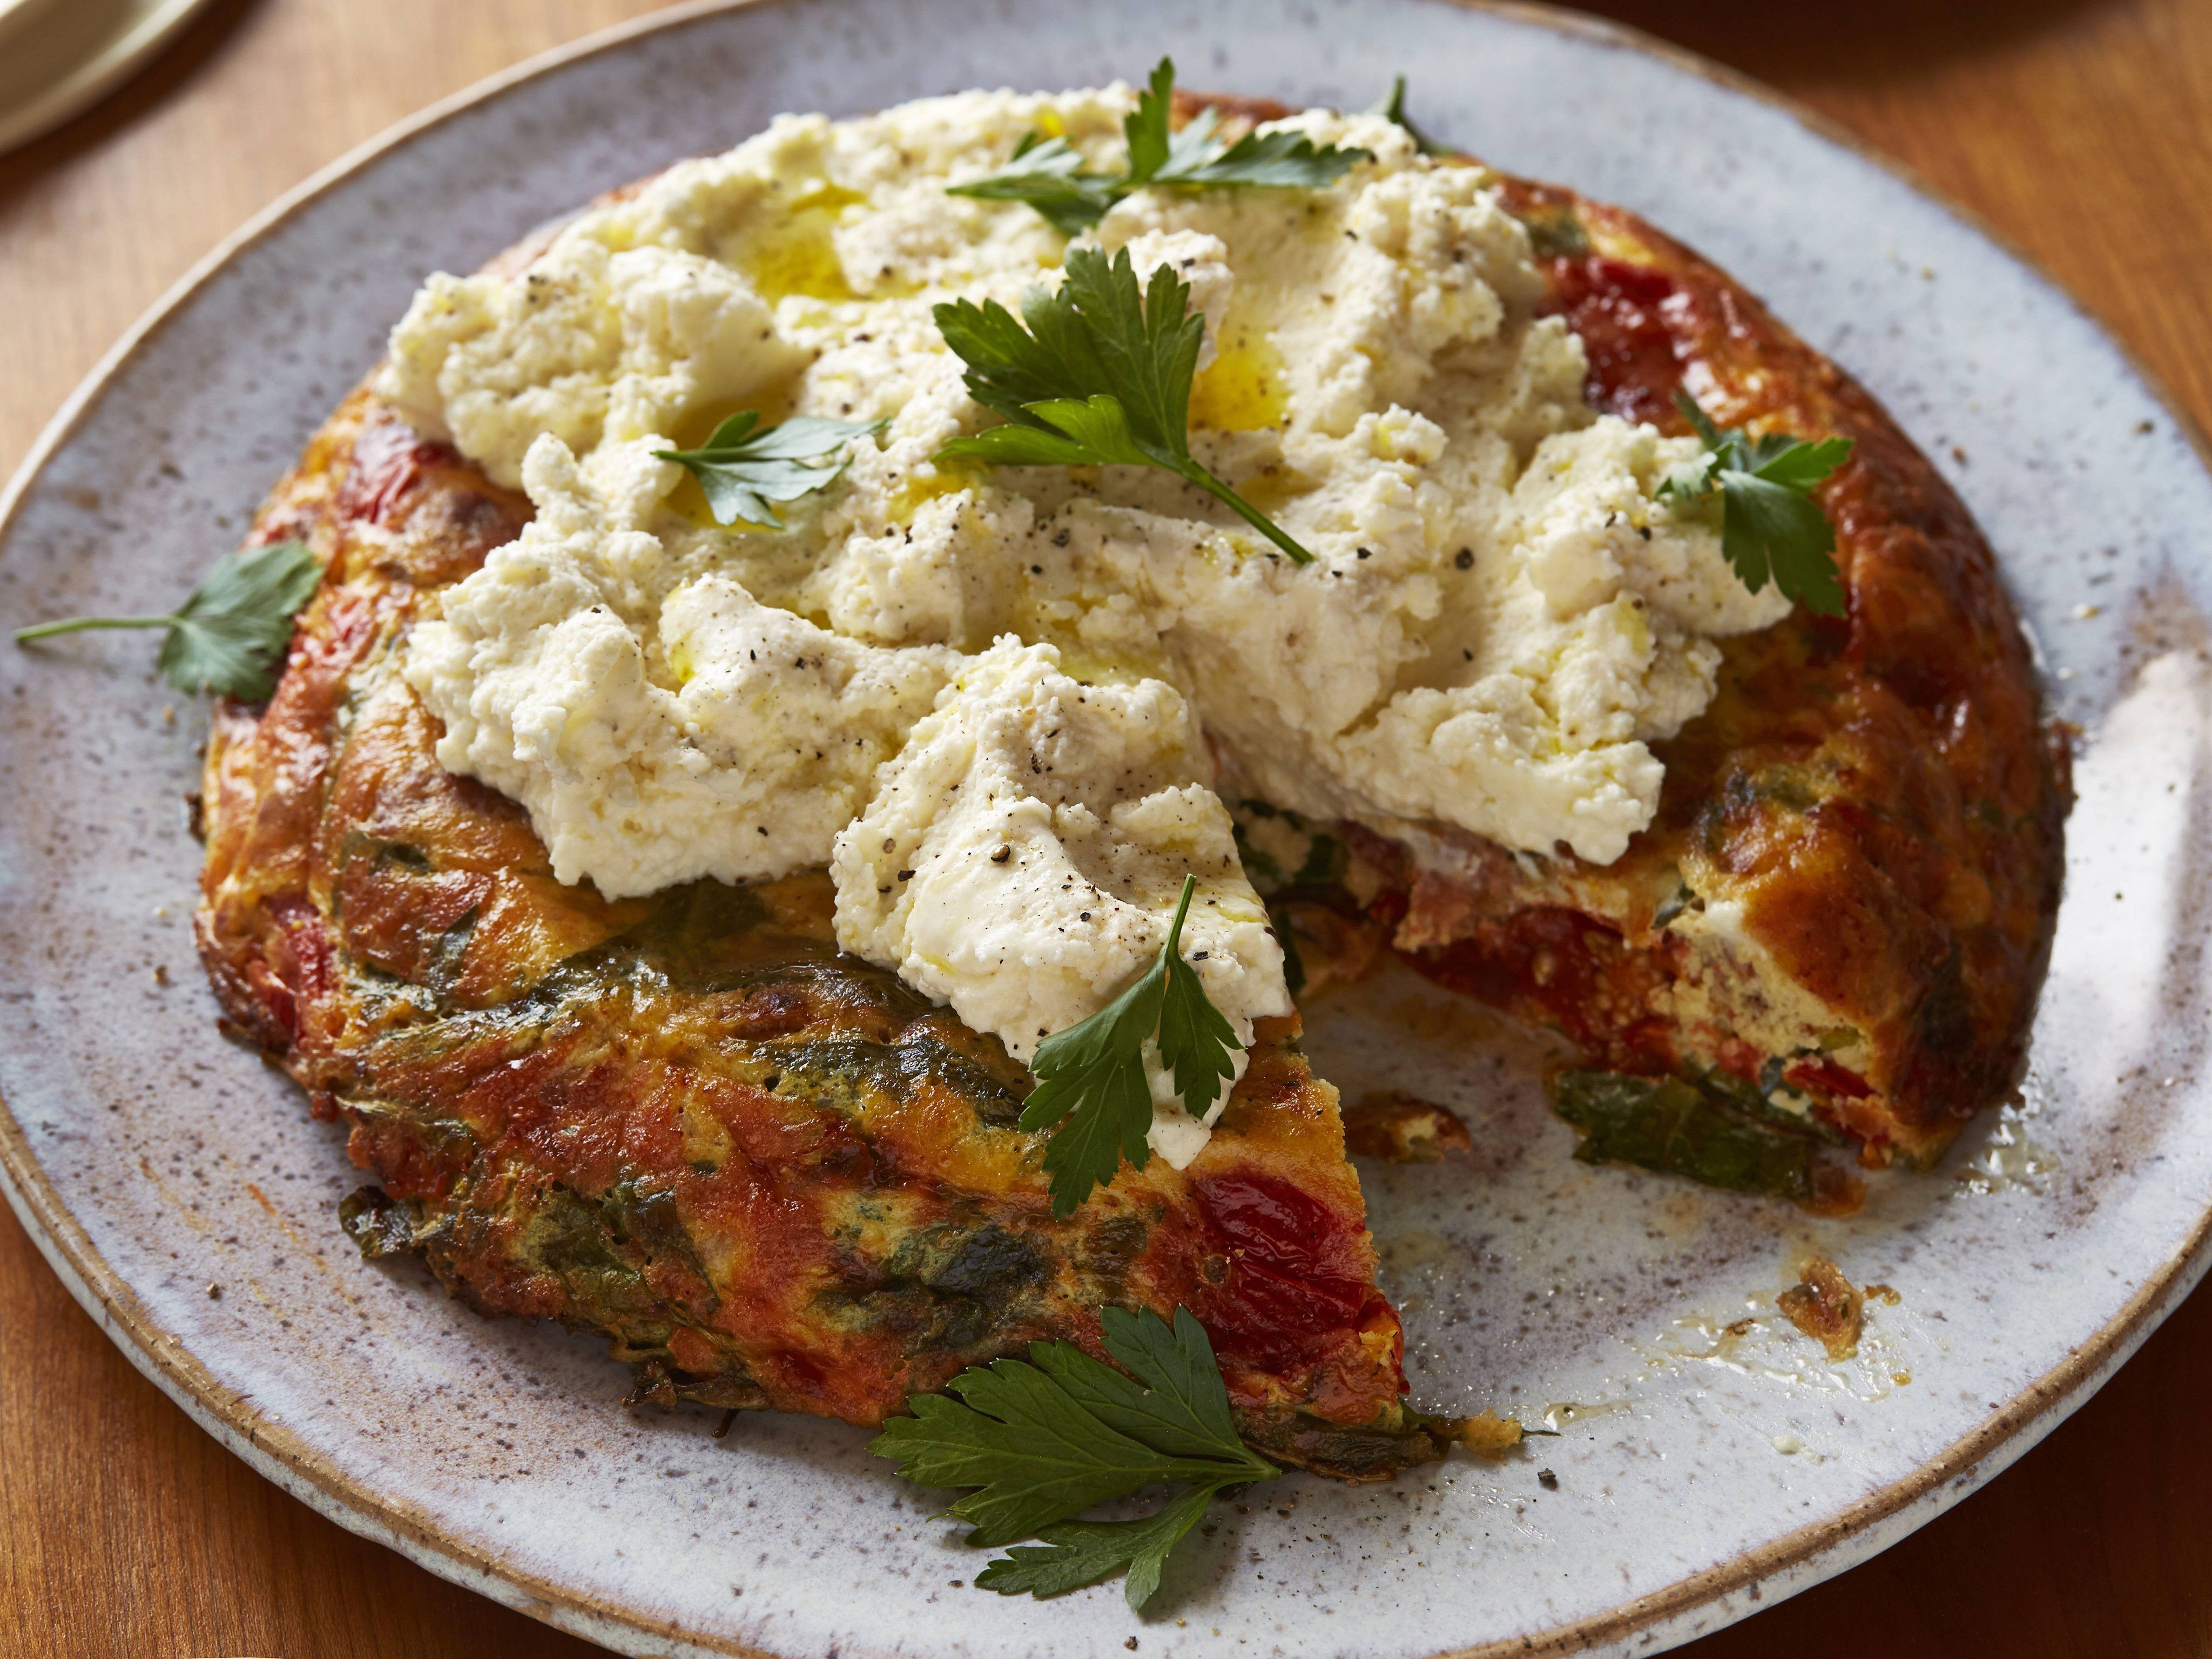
3;2;2209;1654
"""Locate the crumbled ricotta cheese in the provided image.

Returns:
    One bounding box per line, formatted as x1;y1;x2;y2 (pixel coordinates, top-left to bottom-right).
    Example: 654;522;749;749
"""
380;240;808;490
403;435;954;895
830;637;1286;1164
385;83;1793;1102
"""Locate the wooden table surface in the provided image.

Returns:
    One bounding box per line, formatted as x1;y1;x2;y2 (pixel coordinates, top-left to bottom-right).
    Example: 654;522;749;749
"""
3;1;2209;1654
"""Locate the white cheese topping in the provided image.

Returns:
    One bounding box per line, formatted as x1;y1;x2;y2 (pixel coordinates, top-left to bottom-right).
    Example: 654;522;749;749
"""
402;435;954;895
830;637;1287;1164
381;240;810;491
381;84;1793;1147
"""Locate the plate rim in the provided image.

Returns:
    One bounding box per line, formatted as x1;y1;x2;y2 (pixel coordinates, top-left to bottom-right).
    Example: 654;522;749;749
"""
3;2;2209;1653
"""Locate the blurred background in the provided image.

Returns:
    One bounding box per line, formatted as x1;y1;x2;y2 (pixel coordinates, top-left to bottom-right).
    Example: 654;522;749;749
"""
1;1;2206;1654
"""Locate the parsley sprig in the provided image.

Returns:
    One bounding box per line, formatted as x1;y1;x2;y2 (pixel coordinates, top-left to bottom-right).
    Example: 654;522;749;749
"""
14;538;321;700
1656;390;1854;616
949;58;1370;236
871;1305;1276;1609
935;246;1314;563
1016;874;1243;1218
653;411;884;529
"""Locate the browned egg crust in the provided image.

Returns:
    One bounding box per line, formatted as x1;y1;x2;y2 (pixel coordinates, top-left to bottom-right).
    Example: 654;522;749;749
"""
194;388;1455;1480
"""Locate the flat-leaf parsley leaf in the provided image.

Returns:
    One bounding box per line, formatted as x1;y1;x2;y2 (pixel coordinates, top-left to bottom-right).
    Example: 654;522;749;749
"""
944;131;1122;238
1014;873;1244;1217
935;245;1315;563
949;57;1368;234
14;538;322;701
653;410;884;529
870;1306;1277;1609
1656;390;1854;616
977;1483;1216;1610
